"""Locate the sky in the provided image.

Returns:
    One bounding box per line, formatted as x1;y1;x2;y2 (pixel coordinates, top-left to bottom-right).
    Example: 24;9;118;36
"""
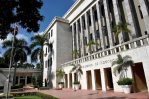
0;0;75;57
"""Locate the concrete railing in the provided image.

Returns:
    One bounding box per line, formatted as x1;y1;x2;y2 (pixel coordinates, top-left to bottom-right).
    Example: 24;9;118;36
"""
61;35;149;67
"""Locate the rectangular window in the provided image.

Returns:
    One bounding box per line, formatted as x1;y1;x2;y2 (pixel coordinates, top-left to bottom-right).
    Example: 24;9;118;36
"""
96;30;100;38
51;29;53;37
82;16;86;29
88;12;92;26
45;61;47;68
94;10;98;21
89;33;93;40
49;32;50;39
138;6;143;19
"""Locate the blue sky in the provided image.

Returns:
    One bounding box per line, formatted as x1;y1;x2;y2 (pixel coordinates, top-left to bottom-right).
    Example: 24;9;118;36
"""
0;0;75;57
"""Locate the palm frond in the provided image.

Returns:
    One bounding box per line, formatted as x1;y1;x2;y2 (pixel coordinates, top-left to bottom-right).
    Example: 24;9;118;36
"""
30;41;41;49
31;48;40;62
2;40;12;48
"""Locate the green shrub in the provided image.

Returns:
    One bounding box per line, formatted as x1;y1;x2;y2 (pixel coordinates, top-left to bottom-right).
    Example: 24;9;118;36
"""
36;92;58;99
117;78;133;85
58;82;64;84
32;76;37;86
73;81;80;85
11;84;23;89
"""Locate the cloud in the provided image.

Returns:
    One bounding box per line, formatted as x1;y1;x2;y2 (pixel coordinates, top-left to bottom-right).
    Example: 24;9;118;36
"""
34;31;44;36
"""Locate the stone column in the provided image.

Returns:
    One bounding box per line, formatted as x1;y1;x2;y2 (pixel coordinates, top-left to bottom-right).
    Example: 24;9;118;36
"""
25;76;27;85
72;73;74;89
67;74;70;88
76;21;80;57
103;0;114;47
142;59;149;94
112;0;124;43
96;2;105;50
85;13;90;54
124;0;138;39
90;8;97;52
139;0;149;35
100;68;106;92
91;70;96;90
80;17;85;56
72;24;75;59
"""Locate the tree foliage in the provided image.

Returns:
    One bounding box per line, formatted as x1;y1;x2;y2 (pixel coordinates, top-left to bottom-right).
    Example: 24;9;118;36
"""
0;0;43;39
30;34;48;63
70;64;83;82
56;67;65;81
112;54;134;78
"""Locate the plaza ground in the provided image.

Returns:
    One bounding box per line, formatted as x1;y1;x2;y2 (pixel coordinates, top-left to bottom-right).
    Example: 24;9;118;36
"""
23;88;149;99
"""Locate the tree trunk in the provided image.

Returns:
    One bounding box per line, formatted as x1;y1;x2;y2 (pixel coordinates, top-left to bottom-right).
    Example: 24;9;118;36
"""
13;64;17;86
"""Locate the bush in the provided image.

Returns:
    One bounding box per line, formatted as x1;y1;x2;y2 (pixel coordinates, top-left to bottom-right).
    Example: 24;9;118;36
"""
117;78;133;85
36;92;58;99
11;84;23;89
58;82;64;84
73;81;80;85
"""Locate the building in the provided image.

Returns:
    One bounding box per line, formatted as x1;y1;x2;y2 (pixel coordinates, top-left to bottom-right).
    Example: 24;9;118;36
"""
0;68;41;86
43;0;149;93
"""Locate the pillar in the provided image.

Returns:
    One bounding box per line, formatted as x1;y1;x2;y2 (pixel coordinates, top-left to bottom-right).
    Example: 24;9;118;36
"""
96;2;105;50
124;0;138;39
100;68;106;92
103;0;114;47
90;8;97;51
91;70;96;90
139;0;149;35
85;12;90;54
80;17;85;56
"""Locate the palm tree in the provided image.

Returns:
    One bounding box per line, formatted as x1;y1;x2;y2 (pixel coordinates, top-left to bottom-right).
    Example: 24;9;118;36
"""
86;40;98;54
72;49;79;59
112;54;134;78
70;64;83;82
0;57;8;68
30;34;50;67
2;37;30;85
56;67;65;82
112;22;131;44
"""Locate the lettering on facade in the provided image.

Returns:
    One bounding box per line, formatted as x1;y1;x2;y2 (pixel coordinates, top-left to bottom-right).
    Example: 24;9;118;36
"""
82;59;115;68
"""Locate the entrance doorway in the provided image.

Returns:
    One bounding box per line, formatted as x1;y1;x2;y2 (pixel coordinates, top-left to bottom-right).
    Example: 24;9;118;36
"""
132;63;148;92
104;68;113;90
95;69;102;90
65;74;68;88
69;73;72;88
86;71;92;89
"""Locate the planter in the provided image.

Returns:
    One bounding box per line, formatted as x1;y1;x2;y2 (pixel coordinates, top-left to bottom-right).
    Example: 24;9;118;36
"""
58;84;64;89
74;84;80;90
123;85;132;94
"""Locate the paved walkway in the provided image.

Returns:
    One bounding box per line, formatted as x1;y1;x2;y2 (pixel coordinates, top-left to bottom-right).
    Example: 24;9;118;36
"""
38;89;149;99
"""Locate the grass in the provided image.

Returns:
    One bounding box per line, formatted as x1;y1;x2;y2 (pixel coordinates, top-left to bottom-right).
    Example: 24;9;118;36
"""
14;95;42;99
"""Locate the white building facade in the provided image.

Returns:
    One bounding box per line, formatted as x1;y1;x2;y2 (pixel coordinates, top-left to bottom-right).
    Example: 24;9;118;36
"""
43;0;149;93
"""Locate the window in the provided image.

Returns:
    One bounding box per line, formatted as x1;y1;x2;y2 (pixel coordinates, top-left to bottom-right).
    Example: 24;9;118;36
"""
88;12;92;26
96;30;100;38
84;37;87;45
78;20;81;32
49;32;50;39
82;16;86;29
94;10;98;21
138;6;143;19
51;29;53;37
89;33;93;40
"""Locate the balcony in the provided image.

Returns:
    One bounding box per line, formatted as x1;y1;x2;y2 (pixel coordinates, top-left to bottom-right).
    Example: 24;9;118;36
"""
61;35;149;67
